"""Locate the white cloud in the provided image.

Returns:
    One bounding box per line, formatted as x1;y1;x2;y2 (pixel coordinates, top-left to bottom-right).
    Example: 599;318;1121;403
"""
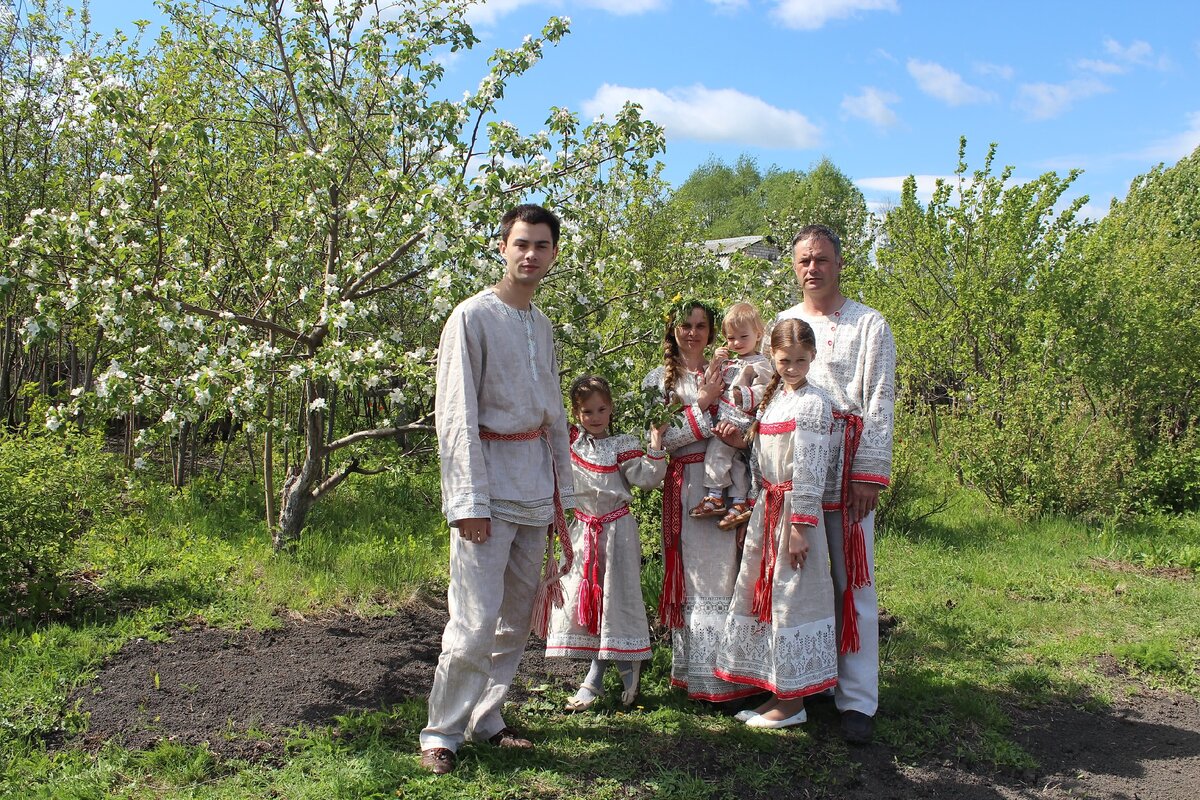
1136;110;1200;162
465;0;665;27
841;87;899;129
1103;37;1156;66
582;84;821;148
769;0;898;30
1076;58;1125;75
706;0;748;11
1014;78;1109;120
907;59;995;105
974;62;1014;80
855;175;955;206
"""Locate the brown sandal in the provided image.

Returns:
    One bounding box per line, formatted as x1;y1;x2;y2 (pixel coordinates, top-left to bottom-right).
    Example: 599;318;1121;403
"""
689;496;727;518
717;502;753;530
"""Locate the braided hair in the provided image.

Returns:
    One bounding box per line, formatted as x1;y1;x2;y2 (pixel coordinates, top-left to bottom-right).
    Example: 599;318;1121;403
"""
746;318;817;441
661;300;717;403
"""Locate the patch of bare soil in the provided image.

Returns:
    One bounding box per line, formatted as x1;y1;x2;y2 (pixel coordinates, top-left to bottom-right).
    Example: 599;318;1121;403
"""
1089;557;1196;582
73;599;1200;799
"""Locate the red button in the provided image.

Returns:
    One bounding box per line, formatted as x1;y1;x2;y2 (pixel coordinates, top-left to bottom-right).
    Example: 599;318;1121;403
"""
827;340;833;346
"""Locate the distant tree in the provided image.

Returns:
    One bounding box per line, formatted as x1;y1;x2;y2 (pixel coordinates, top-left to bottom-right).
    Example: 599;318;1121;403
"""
669;154;763;238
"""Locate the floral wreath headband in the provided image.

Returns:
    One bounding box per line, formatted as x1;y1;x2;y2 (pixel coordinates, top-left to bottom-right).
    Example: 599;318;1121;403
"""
663;296;723;334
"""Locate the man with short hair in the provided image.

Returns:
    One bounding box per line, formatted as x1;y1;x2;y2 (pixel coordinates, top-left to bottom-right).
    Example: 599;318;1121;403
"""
774;224;895;744
419;204;575;774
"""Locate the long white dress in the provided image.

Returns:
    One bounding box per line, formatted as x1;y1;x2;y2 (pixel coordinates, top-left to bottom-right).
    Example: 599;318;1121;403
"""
643;366;756;702
545;426;667;661
715;384;839;698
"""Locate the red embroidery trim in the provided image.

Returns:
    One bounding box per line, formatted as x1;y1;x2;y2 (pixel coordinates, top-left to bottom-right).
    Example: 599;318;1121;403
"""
616;449;644;463
573;505;631;635
758;420;797;435
791;514;818;526
570;451;619;473
851;472;891;487
685;406;704;441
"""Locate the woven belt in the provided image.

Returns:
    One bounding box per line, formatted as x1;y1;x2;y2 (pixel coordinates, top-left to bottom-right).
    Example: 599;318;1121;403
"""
572;505;631;635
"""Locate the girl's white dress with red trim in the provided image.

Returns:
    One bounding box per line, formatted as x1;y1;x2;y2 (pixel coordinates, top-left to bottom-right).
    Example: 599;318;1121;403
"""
715;384;839;698
545;426;667;662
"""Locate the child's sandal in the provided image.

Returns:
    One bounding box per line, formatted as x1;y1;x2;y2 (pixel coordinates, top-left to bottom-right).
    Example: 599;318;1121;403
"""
689;496;727;518
717;502;753;530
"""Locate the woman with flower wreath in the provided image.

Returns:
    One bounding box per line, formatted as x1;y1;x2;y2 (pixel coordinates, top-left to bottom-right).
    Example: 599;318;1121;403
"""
641;299;758;703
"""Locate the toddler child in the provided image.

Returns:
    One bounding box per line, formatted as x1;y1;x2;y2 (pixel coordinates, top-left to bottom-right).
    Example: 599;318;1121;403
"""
688;301;774;531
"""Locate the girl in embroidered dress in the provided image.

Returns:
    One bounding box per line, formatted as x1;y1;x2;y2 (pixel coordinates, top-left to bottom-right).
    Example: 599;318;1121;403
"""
714;318;839;728
546;375;668;710
642;300;757;703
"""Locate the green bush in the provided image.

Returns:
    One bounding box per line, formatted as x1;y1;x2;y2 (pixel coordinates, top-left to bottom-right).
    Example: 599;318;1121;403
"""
0;431;121;618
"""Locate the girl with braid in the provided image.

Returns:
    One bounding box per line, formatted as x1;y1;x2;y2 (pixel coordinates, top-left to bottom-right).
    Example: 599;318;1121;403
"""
641;300;757;703
545;375;667;711
714;318;839;728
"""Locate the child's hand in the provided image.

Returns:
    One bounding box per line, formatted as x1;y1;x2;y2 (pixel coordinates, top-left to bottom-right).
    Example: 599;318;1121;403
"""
788;523;809;570
649;423;667;452
713;346;732;362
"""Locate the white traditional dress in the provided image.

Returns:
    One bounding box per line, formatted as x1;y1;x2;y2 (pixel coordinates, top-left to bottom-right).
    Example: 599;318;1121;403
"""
705;352;775;496
714;384;838;698
643;366;755;702
774;298;896;717
422;288;576;754
545;426;667;661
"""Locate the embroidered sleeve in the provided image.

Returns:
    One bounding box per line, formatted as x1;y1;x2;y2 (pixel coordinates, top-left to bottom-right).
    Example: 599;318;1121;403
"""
619;446;668;490
791;391;833;526
852;315;895;487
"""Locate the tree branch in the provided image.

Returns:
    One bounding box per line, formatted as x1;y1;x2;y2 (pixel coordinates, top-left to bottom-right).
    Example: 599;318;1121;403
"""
326;420;433;453
344;231;426;298
143;289;310;345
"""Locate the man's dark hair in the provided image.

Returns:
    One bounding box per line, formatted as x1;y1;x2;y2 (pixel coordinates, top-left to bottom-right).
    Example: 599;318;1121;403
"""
500;204;561;246
791;224;842;259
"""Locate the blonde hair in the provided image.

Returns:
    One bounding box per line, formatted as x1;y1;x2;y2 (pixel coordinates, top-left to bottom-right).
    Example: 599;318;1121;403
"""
746;318;817;441
722;301;765;343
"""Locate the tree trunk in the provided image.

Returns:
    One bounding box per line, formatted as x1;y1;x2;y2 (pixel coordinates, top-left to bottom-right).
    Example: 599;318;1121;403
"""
274;381;323;550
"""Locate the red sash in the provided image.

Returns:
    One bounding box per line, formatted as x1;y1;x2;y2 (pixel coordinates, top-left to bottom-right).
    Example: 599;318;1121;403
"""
659;451;705;628
751;477;792;623
832;411;871;654
573;505;631;635
480;427;571;637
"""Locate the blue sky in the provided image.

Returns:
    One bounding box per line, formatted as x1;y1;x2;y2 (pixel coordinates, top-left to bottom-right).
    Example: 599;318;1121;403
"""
86;1;1200;221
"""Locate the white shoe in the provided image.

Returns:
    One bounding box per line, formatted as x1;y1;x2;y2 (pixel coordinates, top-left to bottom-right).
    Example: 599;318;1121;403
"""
565;683;602;712
734;709;758;722
746;707;807;728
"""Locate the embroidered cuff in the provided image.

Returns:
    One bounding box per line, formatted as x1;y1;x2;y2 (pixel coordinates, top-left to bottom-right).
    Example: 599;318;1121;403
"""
646;446;667;460
791;513;818;526
445;492;491;526
851;473;891;487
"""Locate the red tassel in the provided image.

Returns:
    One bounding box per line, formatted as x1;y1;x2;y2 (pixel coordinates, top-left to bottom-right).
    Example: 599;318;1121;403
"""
846;519;870;589
576;578;594;629
839;587;860;654
591;584;603;636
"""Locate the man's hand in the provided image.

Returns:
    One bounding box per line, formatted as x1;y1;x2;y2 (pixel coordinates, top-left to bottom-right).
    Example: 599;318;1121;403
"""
788;522;809;570
847;482;882;523
458;517;491;544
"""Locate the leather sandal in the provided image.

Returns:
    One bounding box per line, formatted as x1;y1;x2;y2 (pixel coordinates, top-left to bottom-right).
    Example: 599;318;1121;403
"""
689;496;727;518
717;502;753;530
617;661;642;707
487;727;533;749
419;747;456;774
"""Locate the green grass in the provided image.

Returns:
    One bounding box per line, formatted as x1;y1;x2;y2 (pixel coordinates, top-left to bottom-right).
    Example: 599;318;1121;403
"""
2;455;1199;798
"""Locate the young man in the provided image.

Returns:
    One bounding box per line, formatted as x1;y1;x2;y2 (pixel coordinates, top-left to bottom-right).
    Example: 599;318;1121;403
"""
774;224;896;745
419;204;575;774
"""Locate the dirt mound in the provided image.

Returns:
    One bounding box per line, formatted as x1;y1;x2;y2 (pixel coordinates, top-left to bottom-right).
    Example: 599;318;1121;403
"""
73;601;1200;798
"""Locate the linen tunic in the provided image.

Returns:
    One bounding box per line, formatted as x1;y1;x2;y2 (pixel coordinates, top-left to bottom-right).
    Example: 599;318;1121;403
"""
774;299;895;501
714;385;839;698
643;366;755;702
545;426;667;661
435;288;575;525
